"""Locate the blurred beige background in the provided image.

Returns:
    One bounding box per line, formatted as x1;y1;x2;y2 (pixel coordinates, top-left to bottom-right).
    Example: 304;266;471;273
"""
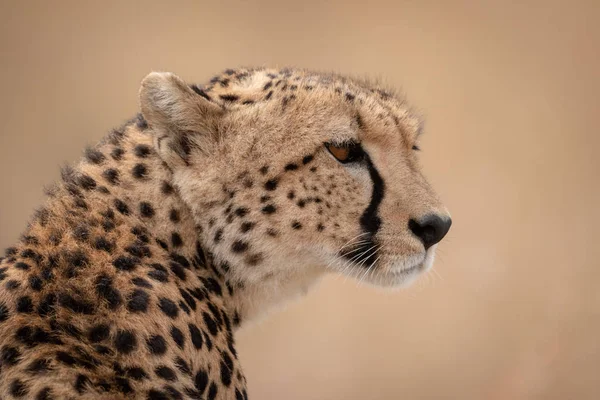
1;1;599;398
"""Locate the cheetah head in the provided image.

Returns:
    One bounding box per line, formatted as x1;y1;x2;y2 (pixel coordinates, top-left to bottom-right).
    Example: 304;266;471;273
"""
139;68;451;289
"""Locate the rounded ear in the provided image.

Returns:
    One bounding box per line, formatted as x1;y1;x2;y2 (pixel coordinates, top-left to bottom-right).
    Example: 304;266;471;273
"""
139;72;223;164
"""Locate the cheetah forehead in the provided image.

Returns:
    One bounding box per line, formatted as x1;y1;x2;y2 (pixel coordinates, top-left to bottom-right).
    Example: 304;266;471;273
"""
193;67;423;137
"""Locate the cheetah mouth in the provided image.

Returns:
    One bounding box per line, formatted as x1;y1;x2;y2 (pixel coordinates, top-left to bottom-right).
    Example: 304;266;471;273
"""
390;263;423;275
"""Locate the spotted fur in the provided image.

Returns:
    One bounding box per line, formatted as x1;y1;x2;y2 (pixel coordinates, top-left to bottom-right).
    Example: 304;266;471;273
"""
0;67;450;399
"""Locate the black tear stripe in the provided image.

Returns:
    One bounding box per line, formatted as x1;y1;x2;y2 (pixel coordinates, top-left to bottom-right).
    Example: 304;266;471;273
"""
341;153;385;267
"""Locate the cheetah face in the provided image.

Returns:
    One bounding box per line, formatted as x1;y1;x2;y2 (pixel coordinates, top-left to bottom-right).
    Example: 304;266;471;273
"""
140;69;451;289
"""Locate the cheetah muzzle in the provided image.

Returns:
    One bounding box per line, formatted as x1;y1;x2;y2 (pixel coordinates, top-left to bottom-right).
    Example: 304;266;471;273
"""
0;67;451;399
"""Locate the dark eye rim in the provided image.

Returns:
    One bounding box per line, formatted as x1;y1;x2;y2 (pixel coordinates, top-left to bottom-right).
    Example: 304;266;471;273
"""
412;145;421;151
324;141;365;164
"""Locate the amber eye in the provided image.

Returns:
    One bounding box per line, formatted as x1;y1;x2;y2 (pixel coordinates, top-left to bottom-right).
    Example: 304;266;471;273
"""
324;142;365;164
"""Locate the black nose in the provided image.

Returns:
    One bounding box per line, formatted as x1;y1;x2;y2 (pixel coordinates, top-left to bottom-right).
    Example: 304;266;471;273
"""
408;214;452;250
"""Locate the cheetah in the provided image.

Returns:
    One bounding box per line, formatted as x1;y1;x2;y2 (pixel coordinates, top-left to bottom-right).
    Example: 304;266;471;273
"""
0;67;451;399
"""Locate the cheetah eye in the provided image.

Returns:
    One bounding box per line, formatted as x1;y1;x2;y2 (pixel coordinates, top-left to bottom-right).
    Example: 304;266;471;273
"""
412;145;420;151
325;142;365;164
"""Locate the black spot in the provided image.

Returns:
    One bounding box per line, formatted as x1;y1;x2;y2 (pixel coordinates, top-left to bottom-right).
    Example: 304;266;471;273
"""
170;326;185;349
10;379;28;397
147;389;169;400
191;85;211;100
78;175;97;190
285;163;298;171
132;163;149;179
1;346;21;366
73;197;88;209
72;224;90;242
235;207;249;217
213;229;223;243
208;382;218;400
16;296;33;313
178;300;190;315
134;144;152;158
126;367;148;380
36;387;53;400
15;261;31;270
92;345;111;355
94;237;114;253
302;154;314;164
27;357;52;374
240;221;255;233
102;219;116;232
203;277;223;296
245;253;263;266
345;92;355;101
95;274;123;309
131;225;150;243
263;81;273;90
55;351;78;366
88;324;110;343
171;232;183;247
266;228;278;237
6;280;21;290
125;242;152;258
155;366;177;381
111;147;125;161
169;209;180;222
265;90;273;100
291;221;302;229
37;293;56;316
161;181;174;195
148;264;169;283
156;239;169;250
202;312;219;336
85;147;106;164
115;377;133;394
317;223;325;232
259;165;269;175
236;389;244;400
261;204;277;214
114;199;130;215
113;255;140;271
260;195;271;203
114;330;137;354
146;335;167;355
139;202;155;218
264;179;278;191
188;324;203;349
159;298;179;318
231;240;248;253
136;114;148;130
169;262;187;281
220;351;234;387
179;288;196;310
175;357;191;375
132;276;153;288
127;289;150;312
194;370;209;393
74;374;90;393
29;275;43;291
102;168;120;185
58;293;94;314
219;94;239;102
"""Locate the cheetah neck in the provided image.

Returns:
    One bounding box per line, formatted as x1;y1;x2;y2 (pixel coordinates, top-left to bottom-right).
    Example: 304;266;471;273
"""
34;117;322;331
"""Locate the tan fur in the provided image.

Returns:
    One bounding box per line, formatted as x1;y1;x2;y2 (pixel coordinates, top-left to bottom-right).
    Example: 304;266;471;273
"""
0;67;449;399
